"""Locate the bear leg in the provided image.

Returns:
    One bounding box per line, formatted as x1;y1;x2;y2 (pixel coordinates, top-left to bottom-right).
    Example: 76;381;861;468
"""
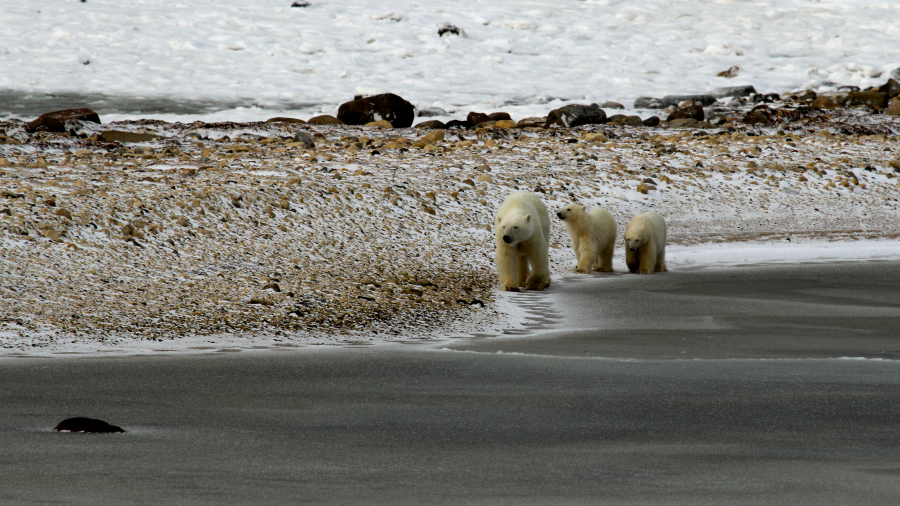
496;244;521;291
626;248;639;273
636;244;656;274
517;252;530;286
596;241;615;272
575;242;598;274
655;248;668;272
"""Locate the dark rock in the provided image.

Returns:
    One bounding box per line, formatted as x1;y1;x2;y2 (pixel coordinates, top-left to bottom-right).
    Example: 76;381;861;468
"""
601;101;625;109
660;95;717;108
338;93;414;128
712;85;757;98
838;85;861;92
667;103;704;122
25;108;101;133
487;112;511;122
249;297;275;306
743;105;775;125
607;114;625;123
445;119;471;129
878;78;900;99
620;116;643;127
891;67;900;81
307;115;345;125
717;66;740;78
668;118;698;128
844;91;888;110
544;104;607;128
54;417;125;433
473;121;497;129
634;97;664;109
810;97;839;110
266;117;306;124
292;131;315;148
707;113;729;125
437;23;464;37
642;116;660;127
467;112;489;126
416;107;448;117
516;117;546;128
415;120;446;129
291;1;310;7
98;131;160;143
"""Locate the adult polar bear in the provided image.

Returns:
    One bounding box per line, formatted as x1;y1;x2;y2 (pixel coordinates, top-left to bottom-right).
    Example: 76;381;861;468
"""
556;203;617;273
624;211;667;274
495;192;551;291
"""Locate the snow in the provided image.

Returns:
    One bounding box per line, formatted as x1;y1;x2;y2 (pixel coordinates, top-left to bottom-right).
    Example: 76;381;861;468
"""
2;0;899;122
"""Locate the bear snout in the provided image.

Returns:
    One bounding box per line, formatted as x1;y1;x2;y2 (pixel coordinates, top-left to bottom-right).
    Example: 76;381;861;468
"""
556;212;565;219
503;235;513;244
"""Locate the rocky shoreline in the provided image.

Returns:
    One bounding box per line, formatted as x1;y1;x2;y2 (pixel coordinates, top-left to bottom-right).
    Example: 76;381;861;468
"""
1;88;899;350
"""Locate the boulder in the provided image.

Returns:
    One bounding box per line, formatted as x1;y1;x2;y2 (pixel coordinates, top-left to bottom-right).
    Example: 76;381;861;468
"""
307;115;345;125
337;93;415;127
878;78;900;99
98;131;160;143
810;97;839;110
365;120;393;128
601;101;625;109
642;116;660;127
668;118;698;128
634;97;664;109
660;95;717;108
743;105;775;125
544;104;607;128
494;119;517;128
292;131;316;148
885;100;900;116
445;119;471;129
266;117;306;124
844;91;888;110
25;108;101;133
467;112;489;126
487;112;511;122
415;120;446;129
516;117;547;128
416;107;448;117
711;85;757;98
717;66;740;78
667;103;704;122
437;23;465;37
54;417;125;433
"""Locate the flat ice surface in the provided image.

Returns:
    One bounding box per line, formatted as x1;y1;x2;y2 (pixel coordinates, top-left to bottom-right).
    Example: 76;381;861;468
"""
2;0;899;122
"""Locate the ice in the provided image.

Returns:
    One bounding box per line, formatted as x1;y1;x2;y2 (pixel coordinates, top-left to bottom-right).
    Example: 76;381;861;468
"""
2;0;898;122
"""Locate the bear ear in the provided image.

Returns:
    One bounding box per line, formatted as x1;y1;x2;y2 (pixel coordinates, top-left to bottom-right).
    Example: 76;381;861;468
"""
525;214;531;223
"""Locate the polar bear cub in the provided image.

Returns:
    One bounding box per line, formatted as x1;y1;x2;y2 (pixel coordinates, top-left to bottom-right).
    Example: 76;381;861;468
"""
495;192;551;291
624;211;667;274
556;203;617;273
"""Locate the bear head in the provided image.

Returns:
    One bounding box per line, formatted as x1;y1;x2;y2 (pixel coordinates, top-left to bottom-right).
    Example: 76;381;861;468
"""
556;203;585;221
497;213;535;246
623;222;648;252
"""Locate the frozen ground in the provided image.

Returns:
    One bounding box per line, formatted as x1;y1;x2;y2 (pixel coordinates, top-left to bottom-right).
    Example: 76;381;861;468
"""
2;0;899;122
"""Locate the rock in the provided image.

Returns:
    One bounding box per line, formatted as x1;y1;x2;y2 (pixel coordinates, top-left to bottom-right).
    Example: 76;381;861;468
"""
421;130;444;144
668;118;698;128
667;103;704;122
810;97;839;110
263;282;282;292
415;120;446;129
642;177;657;185
743;105;775;125
601;101;624;109
249;297;275;306
707;113;728;125
487;112;512;122
879;78;900;99
494;119;517;128
337;93;415;127
636;183;650;194
416;107;448;117
98;131;160;143
365;120;393;128
544;104;607;128
516;117;546;128
291;1;311;6
292;131;316;148
642;116;660;127
585;132;608;143
634;97;664;109
717;66;740;78
711;85;757;98
437;22;465;37
611;115;643;127
25;108;101;133
476;174;493;183
885;100;900;116
307;115;345;125
55;208;72;220
661;95;716;108
266;117;306;124
467;112;489;126
474;120;497;130
844;91;888;110
444;119;471;129
54;417;125;433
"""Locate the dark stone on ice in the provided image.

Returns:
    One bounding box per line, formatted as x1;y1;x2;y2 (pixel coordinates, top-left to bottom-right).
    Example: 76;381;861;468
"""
634;97;664;109
307;115;345;125
844;91;888;110
838;85;861;92
25;108;101;133
544;104;607;128
54;417;125;433
445;119;471;129
291;1;310;7
266;117;306;124
487;112;511;122
338;93;415;128
416;107;448;117
660;95;717;108
437;23;464;37
642;115;660;127
292;131;316;148
667;103;704;122
878;78;900;99
98;131;160;143
607;114;625;123
712;85;758;98
743;105;775;125
415;120;446;129
467;112;489;126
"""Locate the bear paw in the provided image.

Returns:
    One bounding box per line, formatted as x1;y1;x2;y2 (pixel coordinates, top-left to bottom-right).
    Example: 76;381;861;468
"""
502;285;521;292
636;269;652;275
574;266;591;274
596;267;614;273
524;277;550;291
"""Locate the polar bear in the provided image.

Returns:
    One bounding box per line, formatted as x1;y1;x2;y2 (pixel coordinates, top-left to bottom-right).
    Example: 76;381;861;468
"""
624;211;667;274
557;203;617;273
495;192;551;291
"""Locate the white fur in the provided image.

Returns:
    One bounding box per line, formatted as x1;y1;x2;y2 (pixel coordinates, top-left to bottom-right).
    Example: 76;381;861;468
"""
624;211;667;274
557;203;617;273
495;192;551;291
